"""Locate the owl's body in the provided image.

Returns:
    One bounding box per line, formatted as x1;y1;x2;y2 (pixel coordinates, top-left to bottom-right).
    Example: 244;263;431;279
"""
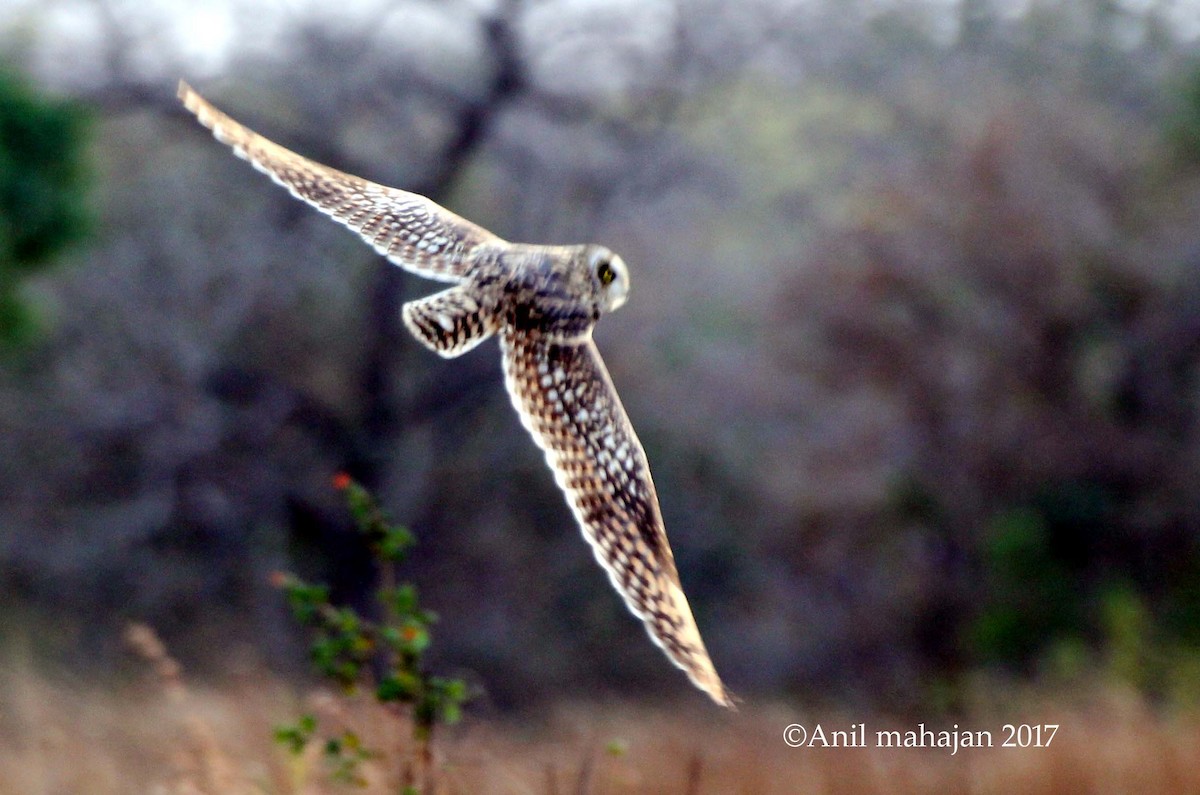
406;243;618;357
178;81;731;708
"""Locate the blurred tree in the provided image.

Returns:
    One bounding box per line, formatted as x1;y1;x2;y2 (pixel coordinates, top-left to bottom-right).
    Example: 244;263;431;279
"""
958;0;994;52
0;66;89;345
772;83;1200;701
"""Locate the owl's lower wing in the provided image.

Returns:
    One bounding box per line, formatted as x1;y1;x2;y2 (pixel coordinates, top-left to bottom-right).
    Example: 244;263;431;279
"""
178;81;501;283
500;328;732;708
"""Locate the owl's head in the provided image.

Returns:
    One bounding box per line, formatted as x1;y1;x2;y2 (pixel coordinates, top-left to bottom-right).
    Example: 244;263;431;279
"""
587;245;629;314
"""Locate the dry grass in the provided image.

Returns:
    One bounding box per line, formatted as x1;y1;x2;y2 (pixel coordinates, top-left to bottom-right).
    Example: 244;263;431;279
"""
1;634;1198;795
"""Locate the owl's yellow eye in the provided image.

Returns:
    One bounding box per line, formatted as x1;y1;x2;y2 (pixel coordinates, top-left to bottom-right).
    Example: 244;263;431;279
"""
597;260;616;286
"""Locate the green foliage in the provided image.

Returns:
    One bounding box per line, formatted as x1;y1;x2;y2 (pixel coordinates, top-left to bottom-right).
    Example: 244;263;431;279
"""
968;506;1081;665
967;483;1200;704
273;713;317;755
1166;62;1200;166
0;66;90;345
324;731;376;787
273;475;470;789
1101;584;1150;688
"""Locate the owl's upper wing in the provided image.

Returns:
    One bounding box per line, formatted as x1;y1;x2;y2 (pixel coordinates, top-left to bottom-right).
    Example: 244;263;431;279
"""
500;327;732;708
178;81;501;283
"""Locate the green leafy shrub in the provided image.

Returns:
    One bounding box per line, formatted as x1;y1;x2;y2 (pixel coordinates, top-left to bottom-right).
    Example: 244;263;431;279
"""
0;66;90;345
273;474;470;792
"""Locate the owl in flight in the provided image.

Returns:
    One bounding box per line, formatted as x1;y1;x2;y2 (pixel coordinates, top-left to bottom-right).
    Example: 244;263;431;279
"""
178;82;731;708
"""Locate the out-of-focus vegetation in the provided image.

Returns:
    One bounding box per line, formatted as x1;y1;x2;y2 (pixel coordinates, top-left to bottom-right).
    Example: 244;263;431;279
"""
1;0;1200;715
2;659;1199;794
0;66;89;345
273;476;469;793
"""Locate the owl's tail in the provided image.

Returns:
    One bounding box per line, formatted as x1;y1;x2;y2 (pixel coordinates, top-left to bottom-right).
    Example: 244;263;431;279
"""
402;286;497;358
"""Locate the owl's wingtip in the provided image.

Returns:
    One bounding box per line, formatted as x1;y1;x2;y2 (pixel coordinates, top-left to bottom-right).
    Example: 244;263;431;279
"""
177;80;205;118
699;675;738;710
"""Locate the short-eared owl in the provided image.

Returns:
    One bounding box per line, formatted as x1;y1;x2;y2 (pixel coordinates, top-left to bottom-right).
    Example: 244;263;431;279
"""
178;81;731;708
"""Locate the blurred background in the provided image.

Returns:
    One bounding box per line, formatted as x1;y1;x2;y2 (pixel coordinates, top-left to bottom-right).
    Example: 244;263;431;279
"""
2;0;1200;714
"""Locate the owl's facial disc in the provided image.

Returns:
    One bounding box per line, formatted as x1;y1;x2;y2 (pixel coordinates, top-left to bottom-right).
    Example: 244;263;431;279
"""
590;247;629;313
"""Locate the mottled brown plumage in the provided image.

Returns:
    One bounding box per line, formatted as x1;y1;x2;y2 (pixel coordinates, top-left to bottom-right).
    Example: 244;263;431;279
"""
178;81;732;707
